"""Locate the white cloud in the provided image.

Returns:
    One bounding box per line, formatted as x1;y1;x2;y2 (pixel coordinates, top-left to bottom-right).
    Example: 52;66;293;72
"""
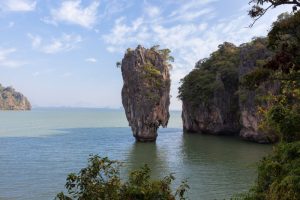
145;5;160;17
103;17;151;53
0;48;25;68
0;0;36;12
40;17;57;26
28;33;83;54
171;8;214;22
27;33;42;48
103;1;293;109
103;4;293;79
50;0;100;29
99;0;133;19
85;58;97;63
168;0;217;22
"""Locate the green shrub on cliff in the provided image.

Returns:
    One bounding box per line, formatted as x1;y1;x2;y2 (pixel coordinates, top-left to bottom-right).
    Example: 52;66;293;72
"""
242;12;300;89
143;61;161;77
234;11;300;200
234;142;300;200
178;42;240;105
262;73;300;143
178;69;217;104
140;46;172;105
241;68;272;90
56;155;189;200
150;45;174;66
241;12;300;143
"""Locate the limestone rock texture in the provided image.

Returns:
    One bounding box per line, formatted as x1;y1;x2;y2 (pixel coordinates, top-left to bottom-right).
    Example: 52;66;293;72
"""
238;40;279;143
180;42;241;135
0;84;31;110
179;38;279;143
181;76;241;135
120;45;171;142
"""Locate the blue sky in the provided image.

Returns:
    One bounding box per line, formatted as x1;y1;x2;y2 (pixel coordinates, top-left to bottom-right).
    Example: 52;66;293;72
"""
0;0;292;109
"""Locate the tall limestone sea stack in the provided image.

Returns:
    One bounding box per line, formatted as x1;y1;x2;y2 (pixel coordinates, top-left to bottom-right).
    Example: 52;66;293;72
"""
0;84;31;110
120;45;171;142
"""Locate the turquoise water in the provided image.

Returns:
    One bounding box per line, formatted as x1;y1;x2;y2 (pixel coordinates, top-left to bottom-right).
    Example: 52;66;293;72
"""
0;108;271;200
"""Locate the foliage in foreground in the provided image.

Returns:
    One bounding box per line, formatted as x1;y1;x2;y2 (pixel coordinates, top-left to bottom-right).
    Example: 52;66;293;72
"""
242;12;300;143
234;11;300;200
55;155;189;200
233;142;300;200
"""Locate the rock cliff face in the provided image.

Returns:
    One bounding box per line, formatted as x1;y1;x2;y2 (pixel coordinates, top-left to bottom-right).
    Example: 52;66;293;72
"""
180;42;241;135
181;74;241;135
0;84;31;110
121;45;171;142
238;41;278;143
179;38;278;143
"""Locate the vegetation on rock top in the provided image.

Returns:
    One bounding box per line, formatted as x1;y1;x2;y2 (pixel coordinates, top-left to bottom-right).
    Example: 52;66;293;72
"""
178;42;240;105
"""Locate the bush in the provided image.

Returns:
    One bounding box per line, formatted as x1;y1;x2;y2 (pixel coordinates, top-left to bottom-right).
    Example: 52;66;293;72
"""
56;155;189;200
241;68;272;90
235;142;300;200
178;42;240;105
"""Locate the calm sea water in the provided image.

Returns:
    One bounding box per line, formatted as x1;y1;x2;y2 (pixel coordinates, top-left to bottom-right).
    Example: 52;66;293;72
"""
0;108;271;200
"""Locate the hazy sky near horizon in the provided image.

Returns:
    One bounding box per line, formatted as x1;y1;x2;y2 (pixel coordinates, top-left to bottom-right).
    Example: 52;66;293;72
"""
0;0;293;109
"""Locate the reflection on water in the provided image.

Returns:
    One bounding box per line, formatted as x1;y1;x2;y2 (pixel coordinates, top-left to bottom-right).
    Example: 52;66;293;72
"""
124;142;168;177
0;110;271;200
179;133;271;198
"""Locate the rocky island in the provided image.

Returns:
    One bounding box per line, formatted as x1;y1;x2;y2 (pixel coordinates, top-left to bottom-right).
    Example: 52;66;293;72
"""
0;84;31;110
120;45;172;142
179;38;278;143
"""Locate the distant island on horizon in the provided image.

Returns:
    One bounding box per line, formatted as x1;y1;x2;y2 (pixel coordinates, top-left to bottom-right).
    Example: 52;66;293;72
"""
26;106;183;112
0;84;31;111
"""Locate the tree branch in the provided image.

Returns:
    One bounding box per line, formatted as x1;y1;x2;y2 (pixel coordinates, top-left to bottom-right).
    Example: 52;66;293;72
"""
249;4;273;27
249;0;300;27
